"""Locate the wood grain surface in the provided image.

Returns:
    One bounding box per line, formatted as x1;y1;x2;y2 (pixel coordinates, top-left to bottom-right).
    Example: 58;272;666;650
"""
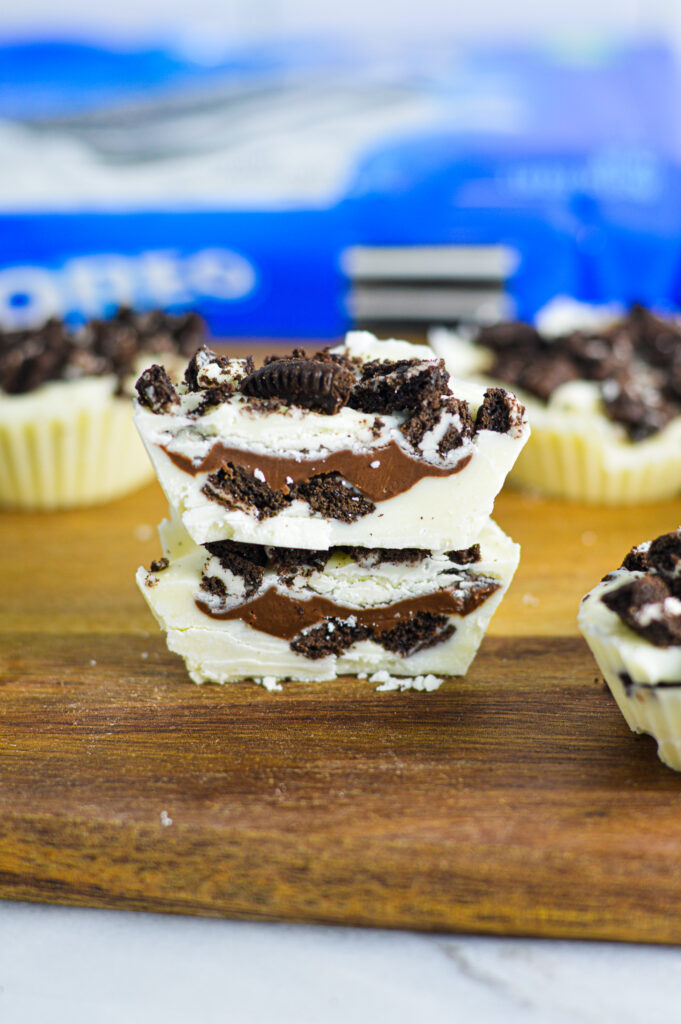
4;385;681;940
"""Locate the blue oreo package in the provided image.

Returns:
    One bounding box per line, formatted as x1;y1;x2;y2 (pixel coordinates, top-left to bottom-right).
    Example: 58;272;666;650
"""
0;38;679;335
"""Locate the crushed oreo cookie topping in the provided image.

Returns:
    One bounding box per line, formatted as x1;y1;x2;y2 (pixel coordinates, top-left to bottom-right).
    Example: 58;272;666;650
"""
241;358;355;414
474;388;523;434
135;365;180;414
2;307;206;395
347;357;478;453
185;346;254;393
475;304;681;441
603;529;681;645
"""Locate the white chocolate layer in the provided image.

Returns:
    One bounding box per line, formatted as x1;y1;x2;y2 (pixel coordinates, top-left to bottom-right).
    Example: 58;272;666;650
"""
135;332;529;549
579;570;681;771
138;517;519;685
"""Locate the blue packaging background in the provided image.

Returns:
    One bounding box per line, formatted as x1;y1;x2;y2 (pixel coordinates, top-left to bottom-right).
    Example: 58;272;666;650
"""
1;38;680;336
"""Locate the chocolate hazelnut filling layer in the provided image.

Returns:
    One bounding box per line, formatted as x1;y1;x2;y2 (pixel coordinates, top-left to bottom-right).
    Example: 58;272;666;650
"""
163;441;473;503
195;577;499;640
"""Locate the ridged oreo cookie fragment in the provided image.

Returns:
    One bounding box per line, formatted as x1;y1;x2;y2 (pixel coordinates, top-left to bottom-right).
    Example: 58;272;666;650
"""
240;358;355;414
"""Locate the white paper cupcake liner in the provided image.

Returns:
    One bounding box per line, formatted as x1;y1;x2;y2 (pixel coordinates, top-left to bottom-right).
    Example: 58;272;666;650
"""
581;628;681;771
510;415;681;505
0;377;154;510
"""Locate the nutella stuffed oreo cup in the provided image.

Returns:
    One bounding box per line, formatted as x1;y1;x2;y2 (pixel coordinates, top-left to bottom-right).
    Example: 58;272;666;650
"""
431;303;681;505
135;333;529;687
579;530;681;771
0;308;205;509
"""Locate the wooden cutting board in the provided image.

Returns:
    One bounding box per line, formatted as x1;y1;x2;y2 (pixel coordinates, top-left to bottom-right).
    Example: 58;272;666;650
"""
4;474;681;943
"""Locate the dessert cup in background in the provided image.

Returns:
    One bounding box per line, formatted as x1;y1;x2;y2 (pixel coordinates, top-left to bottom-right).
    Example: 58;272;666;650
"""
0;308;205;510
431;302;681;505
579;530;681;771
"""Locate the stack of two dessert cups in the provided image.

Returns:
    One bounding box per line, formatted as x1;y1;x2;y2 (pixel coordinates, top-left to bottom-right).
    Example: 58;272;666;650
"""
134;333;530;689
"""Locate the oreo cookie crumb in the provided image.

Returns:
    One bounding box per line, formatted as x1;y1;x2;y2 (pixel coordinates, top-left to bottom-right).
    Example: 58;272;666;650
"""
474;387;522;434
263;347;308;365
348;358;449;419
202;464;287;519
199;574;228;601
204;539;267;597
184;345;242;391
437;396;475;454
647;531;681;583
446;544;481;565
602;379;676;442
344;547;425;567
291;619;372;659
1;307;208;396
149;557;169;573
477;321;543;352
602;573;681;646
135;365;179;413
447;575;500;613
514;353;580;402
376;612;456;656
622;545;650;572
268;546;331;581
0;319;72;394
293;473;375;522
202;465;375;523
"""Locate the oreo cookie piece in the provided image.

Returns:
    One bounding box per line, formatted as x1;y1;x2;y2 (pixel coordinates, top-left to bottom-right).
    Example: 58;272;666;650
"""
135;365;180;414
602;572;681;646
474;388;524;434
241;358;354;414
647;531;681;585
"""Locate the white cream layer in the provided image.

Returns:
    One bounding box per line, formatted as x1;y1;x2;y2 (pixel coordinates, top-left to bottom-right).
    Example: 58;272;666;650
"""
137;516;519;685
134;333;529;550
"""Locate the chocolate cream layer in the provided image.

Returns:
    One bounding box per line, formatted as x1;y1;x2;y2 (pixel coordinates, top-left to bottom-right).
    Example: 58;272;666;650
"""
195;576;497;639
164;440;472;503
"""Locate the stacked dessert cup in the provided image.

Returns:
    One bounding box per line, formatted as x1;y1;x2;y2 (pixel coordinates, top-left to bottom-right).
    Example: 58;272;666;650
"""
135;333;530;688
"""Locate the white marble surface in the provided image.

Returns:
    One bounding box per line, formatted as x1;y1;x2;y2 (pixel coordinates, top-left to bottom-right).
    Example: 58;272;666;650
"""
1;901;680;1023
